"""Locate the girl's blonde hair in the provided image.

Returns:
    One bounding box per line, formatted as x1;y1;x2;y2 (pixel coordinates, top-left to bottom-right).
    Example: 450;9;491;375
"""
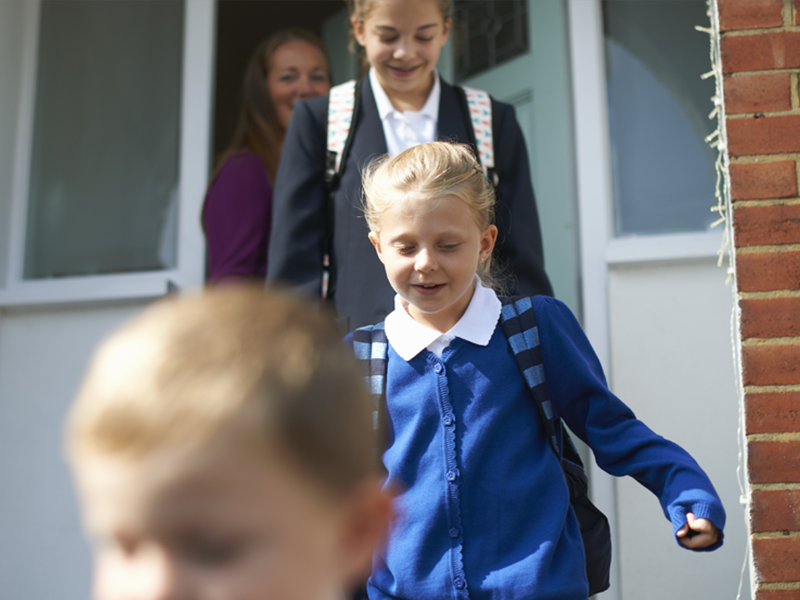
362;141;499;285
347;0;452;75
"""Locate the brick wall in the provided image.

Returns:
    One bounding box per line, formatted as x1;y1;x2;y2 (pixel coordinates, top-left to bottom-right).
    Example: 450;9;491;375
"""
718;0;800;597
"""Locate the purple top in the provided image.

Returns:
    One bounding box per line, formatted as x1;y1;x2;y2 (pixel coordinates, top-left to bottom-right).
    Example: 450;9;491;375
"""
203;152;272;282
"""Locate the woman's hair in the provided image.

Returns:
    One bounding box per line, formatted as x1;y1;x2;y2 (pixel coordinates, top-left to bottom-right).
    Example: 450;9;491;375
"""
361;141;499;286
216;28;330;183
347;0;452;75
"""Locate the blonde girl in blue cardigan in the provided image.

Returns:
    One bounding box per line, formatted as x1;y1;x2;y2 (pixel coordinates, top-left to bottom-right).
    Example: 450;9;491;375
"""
354;141;725;600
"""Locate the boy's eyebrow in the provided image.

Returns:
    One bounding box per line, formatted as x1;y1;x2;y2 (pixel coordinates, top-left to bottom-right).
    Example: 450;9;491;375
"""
375;24;439;33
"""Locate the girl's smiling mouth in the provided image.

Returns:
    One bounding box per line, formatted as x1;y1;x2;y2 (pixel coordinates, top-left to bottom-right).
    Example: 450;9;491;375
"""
389;64;423;78
412;283;444;295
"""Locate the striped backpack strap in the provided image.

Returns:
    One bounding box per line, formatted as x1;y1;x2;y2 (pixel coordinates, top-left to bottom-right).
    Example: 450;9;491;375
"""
352;323;388;431
461;86;498;186
498;295;560;456
323;79;361;301
326;80;359;182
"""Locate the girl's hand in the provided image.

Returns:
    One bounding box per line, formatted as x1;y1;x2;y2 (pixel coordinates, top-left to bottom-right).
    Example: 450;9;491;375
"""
676;512;720;549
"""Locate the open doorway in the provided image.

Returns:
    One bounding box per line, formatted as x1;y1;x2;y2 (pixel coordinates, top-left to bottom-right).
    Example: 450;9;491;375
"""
213;0;347;159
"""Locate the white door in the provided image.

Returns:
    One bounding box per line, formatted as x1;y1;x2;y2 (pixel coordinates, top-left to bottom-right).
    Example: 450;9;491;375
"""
569;1;748;598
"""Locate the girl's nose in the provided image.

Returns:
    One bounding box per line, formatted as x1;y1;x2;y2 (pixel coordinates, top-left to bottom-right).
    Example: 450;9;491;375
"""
393;40;411;60
414;249;437;272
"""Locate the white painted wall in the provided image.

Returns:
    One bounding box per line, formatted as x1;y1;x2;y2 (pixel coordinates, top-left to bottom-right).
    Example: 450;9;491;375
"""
608;258;748;599
0;301;149;599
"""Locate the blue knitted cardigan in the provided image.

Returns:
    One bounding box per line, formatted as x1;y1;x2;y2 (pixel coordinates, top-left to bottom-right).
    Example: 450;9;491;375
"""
349;295;725;600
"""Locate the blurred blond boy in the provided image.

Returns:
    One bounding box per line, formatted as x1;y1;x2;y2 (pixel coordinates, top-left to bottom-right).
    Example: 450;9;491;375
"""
66;285;391;600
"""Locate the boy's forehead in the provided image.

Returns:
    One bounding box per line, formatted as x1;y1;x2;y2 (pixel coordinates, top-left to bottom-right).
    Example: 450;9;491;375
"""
75;438;332;530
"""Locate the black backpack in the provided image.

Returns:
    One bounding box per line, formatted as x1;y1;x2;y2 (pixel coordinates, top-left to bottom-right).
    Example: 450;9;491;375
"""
351;295;612;596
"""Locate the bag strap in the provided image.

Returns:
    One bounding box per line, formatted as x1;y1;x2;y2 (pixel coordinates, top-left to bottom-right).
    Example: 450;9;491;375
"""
326;80;360;180
352;323;388;433
323;79;362;300
498;295;561;456
459;85;499;186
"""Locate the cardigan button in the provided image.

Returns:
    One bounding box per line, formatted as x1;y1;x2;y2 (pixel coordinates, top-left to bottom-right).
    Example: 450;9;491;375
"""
454;577;465;590
447;470;457;482
434;363;443;374
443;415;454;426
449;527;460;538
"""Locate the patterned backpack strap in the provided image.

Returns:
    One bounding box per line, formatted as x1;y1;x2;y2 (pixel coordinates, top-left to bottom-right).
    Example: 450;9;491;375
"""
498;295;560;457
326;80;359;183
323;79;361;301
352;323;388;431
461;86;498;186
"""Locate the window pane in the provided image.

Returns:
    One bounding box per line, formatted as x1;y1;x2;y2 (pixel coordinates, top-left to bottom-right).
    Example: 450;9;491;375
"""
604;0;716;237
24;1;183;279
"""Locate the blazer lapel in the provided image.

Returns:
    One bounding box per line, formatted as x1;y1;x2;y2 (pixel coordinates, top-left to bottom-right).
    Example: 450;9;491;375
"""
352;75;388;160
437;77;471;144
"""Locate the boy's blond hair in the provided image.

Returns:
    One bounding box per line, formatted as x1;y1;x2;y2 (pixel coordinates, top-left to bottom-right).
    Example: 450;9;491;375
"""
362;141;498;284
67;285;374;495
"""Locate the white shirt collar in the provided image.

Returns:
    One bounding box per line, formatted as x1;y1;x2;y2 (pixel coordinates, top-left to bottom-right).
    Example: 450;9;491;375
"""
369;67;441;122
384;279;502;361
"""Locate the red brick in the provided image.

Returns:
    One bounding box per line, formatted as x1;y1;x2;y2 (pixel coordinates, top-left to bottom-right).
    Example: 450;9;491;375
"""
743;345;800;386
728;115;800;156
757;592;800;600
796;0;800;26
721;32;800;73
746;391;800;433
737;251;800;292
734;205;800;246
719;0;784;31
756;591;800;600
730;161;798;200
748;441;800;483
725;73;792;114
752;489;800;532
753;537;800;582
741;297;800;339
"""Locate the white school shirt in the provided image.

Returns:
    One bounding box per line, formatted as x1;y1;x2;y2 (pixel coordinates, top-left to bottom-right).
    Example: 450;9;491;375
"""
384;279;502;360
369;67;440;157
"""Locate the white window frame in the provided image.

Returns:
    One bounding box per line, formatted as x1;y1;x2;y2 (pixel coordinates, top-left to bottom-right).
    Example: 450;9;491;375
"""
0;0;215;307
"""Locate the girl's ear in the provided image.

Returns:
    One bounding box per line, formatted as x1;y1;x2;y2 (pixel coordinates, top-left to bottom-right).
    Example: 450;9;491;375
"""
352;17;367;48
369;232;385;263
480;224;498;258
441;17;452;44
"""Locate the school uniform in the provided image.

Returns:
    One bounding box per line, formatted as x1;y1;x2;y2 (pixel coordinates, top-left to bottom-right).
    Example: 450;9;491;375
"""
267;74;553;332
354;283;726;600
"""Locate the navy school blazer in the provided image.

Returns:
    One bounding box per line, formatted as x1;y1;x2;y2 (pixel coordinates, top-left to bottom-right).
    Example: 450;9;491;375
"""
267;75;553;332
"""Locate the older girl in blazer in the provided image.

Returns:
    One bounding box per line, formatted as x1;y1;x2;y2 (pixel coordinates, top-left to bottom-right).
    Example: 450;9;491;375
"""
267;0;552;331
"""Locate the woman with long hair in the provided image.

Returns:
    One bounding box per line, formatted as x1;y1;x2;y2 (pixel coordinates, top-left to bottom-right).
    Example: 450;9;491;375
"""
203;28;331;282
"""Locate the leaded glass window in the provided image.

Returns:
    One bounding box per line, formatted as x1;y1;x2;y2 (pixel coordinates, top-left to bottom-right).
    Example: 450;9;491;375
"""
453;0;528;81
